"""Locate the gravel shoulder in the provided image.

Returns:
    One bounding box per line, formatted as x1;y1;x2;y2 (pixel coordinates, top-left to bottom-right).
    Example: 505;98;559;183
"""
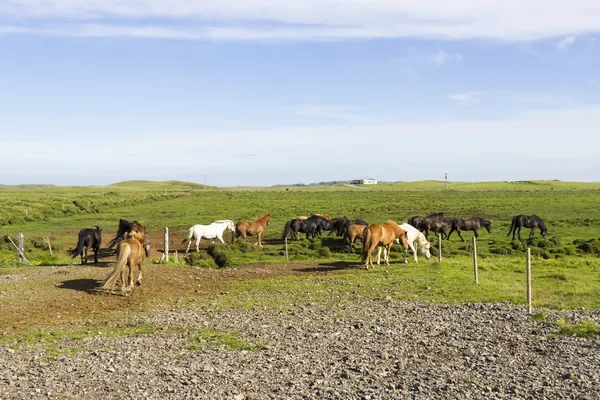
1;300;599;400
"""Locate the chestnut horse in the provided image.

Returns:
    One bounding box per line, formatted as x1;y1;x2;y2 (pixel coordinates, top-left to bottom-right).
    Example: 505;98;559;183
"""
101;226;151;296
235;212;270;247
361;220;409;270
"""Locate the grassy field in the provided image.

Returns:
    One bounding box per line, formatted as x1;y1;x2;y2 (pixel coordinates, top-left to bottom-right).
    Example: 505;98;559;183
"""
0;179;599;324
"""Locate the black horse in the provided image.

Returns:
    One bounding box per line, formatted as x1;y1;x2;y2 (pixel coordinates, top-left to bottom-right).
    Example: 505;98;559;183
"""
107;219;143;250
70;226;102;265
507;215;547;240
282;217;325;240
409;213;451;239
447;218;492;242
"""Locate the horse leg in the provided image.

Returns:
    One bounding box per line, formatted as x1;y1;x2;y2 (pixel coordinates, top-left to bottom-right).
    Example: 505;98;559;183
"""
196;237;201;252
385;243;392;265
457;229;465;242
530;228;535;238
376;247;382;265
136;263;143;286
185;238;192;253
94;246;99;264
473;229;479;239
217;234;225;244
258;232;264;248
83;246;87;265
447;228;454;240
517;226;522;241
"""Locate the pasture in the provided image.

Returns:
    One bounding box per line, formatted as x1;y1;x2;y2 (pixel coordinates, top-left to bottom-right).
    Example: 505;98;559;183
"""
1;179;600;330
2;180;600;398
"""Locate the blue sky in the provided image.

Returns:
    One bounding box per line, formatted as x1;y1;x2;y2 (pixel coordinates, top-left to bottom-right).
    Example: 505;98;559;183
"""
1;1;599;186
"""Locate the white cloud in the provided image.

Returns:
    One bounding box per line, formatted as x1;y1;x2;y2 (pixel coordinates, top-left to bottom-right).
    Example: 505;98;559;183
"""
448;91;486;106
2;106;599;186
2;1;600;41
556;35;577;50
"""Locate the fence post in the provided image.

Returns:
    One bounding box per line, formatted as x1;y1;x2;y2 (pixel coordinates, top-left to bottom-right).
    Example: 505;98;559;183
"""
18;233;24;261
472;236;479;284
285;237;289;261
46;237;54;256
164;227;169;263
174;250;178;264
438;233;442;263
526;247;532;314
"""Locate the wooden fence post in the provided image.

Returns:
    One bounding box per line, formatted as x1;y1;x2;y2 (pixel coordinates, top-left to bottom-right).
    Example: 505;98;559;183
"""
46;237;54;256
472;236;479;284
285;237;289;261
164;227;169;263
438;233;442;263
174;250;178;264
526;247;532;314
18;233;24;261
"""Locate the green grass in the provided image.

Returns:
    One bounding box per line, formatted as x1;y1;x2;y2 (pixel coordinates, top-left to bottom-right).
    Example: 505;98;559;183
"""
1;179;600;310
555;318;600;338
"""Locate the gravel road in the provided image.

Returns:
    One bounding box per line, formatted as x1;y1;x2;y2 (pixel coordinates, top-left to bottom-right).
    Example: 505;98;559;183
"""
1;301;599;400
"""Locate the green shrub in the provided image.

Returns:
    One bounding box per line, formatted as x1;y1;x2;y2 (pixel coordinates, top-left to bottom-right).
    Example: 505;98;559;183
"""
184;251;211;266
318;247;331;258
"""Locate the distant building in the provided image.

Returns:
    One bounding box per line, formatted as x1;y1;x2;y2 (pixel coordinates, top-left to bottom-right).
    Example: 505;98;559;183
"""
351;178;378;185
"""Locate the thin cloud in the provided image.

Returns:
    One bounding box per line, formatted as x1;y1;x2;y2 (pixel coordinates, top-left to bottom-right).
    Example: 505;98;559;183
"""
2;1;600;41
293;105;364;121
556;35;577;50
448;91;486;106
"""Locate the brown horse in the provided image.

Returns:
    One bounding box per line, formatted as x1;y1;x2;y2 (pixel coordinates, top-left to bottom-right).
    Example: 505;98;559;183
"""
101;227;151;296
296;213;332;220
235;212;270;247
361;220;409;270
345;223;367;248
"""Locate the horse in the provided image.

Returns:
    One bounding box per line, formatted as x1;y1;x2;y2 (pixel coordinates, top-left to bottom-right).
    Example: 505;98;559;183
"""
420;213;453;239
184;220;236;252
376;223;431;264
101;226;151;296
407;212;445;232
345;223;367;248
107;219;145;250
70;226;102;265
235;212;270;247
360;220;409;270
446;218;492;242
507;215;547;240
330;217;368;237
282;216;324;240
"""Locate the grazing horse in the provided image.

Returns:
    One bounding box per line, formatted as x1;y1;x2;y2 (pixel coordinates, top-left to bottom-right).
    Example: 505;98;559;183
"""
184;220;236;252
101;226;151;296
345;223;368;248
235;212;270;247
361;220;409;270
376;223;432;265
447;218;492;242
70;226;102;265
421;216;452;239
282;216;324;240
107;219;144;250
507;215;547;240
296;213;332;221
330;217;368;237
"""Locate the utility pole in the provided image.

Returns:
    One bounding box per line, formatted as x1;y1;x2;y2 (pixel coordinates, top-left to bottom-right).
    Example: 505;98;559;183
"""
445;173;448;190
204;174;207;190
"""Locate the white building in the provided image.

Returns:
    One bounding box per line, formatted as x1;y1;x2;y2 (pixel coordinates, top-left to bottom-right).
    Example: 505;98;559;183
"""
350;178;378;185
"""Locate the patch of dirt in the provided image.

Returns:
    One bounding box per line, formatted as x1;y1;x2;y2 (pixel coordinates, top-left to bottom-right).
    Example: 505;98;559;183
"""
0;260;329;336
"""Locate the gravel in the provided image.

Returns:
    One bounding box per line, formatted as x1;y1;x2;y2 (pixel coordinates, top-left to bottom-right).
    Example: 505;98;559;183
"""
1;301;599;399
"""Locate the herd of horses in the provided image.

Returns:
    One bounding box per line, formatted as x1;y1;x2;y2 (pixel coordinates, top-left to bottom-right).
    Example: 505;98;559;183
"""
70;212;547;295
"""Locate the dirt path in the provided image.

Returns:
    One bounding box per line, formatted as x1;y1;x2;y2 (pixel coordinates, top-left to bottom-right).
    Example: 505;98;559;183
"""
0;260;327;336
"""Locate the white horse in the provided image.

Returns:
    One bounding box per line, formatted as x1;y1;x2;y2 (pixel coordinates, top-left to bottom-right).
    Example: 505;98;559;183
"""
376;223;431;264
185;220;236;253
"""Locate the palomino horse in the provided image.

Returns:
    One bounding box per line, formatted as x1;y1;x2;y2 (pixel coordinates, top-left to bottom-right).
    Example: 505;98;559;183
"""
235;212;270;247
184;220;236;252
447;218;492;242
70;226;102;265
101;227;151;296
507;214;547;240
376;223;432;264
361;220;409;270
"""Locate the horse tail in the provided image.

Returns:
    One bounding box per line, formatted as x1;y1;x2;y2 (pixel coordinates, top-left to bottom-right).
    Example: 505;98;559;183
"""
507;216;516;237
360;226;372;263
101;243;130;291
183;227;194;243
70;236;85;259
282;220;292;240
